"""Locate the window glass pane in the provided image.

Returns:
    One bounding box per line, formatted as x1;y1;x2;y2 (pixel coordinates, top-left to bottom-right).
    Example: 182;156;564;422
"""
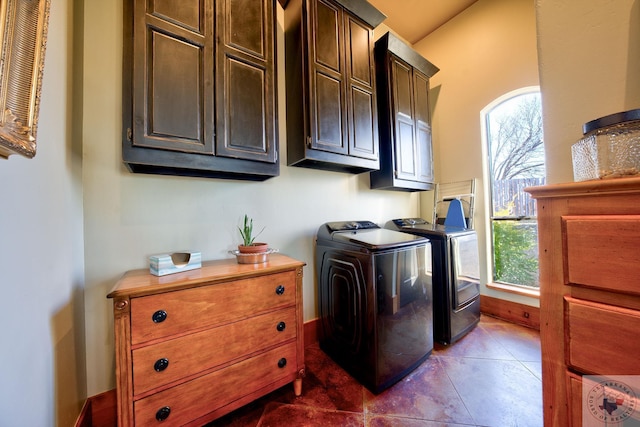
492;219;539;287
486;90;544;288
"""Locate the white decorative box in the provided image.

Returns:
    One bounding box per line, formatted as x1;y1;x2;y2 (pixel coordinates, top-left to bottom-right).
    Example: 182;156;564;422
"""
149;251;202;276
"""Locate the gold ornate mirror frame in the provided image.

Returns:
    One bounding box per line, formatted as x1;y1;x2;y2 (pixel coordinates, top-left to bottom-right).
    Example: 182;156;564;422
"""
0;0;51;159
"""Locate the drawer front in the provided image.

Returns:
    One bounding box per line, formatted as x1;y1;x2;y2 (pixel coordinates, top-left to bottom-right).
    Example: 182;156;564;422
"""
130;271;296;344
132;307;297;396
563;215;640;295
133;342;298;426
565;297;640;374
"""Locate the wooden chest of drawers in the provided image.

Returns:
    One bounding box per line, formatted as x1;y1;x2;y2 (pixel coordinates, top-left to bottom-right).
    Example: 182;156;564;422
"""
107;254;305;426
526;178;640;426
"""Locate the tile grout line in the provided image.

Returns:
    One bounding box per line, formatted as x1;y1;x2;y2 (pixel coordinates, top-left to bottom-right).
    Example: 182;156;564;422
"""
433;355;479;426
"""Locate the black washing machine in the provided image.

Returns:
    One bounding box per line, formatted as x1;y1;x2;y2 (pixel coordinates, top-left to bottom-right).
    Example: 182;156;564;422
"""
316;220;433;393
388;218;480;345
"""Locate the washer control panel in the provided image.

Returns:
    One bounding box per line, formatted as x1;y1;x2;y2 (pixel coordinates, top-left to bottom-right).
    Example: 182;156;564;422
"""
326;220;379;232
392;218;429;227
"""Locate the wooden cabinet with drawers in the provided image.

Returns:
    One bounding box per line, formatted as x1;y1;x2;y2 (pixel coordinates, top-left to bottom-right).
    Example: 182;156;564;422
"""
107;254;305;426
526;177;640;426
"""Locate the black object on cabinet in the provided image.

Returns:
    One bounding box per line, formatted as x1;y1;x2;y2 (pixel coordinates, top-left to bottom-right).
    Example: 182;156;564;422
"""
122;0;279;181
283;0;386;174
370;32;439;191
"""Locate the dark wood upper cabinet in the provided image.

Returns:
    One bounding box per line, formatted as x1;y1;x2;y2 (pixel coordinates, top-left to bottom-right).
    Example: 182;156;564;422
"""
123;0;279;180
370;32;439;191
283;0;385;174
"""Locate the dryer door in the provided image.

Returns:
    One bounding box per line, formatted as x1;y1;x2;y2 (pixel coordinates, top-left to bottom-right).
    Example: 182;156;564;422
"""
450;232;480;311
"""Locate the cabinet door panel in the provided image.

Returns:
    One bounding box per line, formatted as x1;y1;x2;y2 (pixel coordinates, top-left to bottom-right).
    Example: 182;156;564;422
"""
222;59;270;157
347;18;372;86
150;32;203;144
413;72;430;123
350;87;376;158
416;122;433;183
227;0;265;57
314;73;346;152
346;17;376;160
414;72;433;183
314;0;341;72
149;0;204;34
397;120;416;177
393;59;413;120
216;0;277;163
392;58;417;180
133;1;213;154
309;0;346;154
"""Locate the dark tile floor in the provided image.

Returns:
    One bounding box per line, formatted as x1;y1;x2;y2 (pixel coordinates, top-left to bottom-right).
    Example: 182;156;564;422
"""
207;315;542;427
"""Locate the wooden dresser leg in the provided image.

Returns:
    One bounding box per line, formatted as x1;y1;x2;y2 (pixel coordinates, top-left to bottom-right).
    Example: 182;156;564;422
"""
294;368;305;396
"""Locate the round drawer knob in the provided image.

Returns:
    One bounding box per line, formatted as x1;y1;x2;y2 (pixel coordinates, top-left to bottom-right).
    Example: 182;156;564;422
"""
152;310;167;323
275;285;285;295
155;406;171;421
154;358;169;372
277;358;287;368
276;321;286;332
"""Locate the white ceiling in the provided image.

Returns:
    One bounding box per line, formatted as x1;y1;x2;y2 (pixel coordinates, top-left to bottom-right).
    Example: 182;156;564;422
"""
367;0;478;44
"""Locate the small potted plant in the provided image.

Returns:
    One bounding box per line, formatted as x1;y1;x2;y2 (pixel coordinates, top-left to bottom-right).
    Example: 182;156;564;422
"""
237;214;268;255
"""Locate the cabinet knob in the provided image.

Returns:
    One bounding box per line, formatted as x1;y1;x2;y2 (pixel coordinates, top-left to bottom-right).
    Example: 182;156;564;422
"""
276;321;286;332
152;310;167;323
155;406;171;421
278;358;287;368
154;358;169;372
275;285;285;295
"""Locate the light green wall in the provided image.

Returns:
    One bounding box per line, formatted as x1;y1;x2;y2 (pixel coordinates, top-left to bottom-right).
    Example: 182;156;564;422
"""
0;0;86;425
412;0;541;306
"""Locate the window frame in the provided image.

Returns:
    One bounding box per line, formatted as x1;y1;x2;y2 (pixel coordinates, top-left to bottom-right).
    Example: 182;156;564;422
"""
480;86;543;298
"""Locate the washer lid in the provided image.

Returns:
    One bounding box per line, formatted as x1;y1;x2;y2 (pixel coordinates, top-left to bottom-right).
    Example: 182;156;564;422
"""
390;218;470;237
332;228;427;250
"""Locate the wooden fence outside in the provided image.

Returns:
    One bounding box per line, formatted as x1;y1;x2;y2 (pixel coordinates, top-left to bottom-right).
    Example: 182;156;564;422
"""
492;177;545;217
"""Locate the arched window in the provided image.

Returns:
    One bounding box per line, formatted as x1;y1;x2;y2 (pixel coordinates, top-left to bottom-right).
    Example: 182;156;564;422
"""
482;88;545;289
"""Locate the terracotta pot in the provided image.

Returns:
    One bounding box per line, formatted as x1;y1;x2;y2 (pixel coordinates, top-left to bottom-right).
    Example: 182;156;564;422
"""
237;242;269;254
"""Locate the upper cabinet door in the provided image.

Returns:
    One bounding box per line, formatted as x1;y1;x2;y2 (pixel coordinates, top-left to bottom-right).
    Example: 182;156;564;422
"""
132;0;214;154
215;0;277;163
345;15;377;160
414;70;434;184
308;0;348;155
391;56;418;181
